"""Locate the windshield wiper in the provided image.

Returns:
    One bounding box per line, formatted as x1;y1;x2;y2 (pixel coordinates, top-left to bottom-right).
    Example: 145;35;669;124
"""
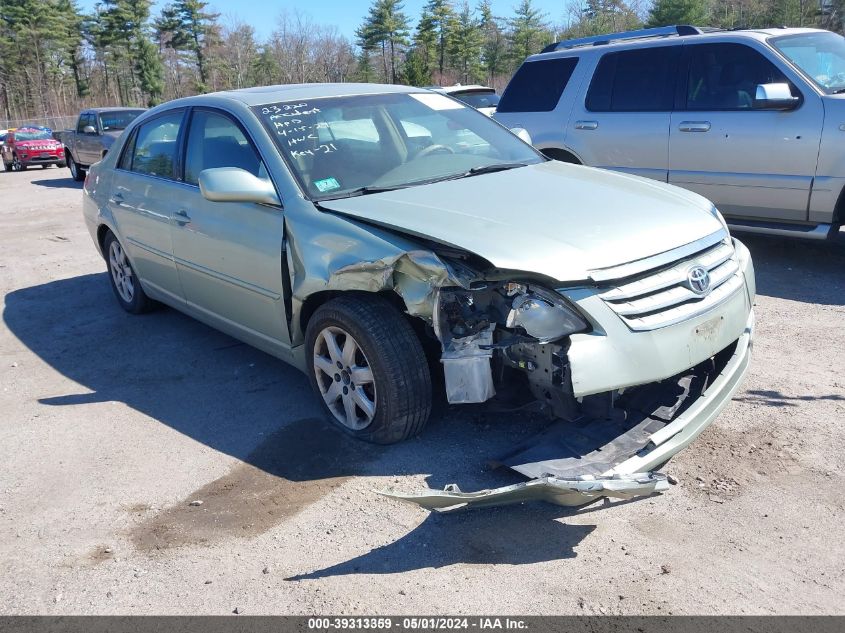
831;87;845;94
465;162;529;176
318;184;410;200
318;163;529;200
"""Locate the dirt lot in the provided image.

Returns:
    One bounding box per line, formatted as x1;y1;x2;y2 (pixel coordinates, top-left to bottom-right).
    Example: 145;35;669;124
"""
0;166;843;615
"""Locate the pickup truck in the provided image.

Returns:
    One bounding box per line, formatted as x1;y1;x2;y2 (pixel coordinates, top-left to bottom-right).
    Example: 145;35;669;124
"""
56;108;145;181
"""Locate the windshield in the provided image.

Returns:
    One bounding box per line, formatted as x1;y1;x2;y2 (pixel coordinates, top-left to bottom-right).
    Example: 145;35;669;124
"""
771;32;845;93
99;110;143;131
452;91;500;109
253;92;541;200
15;128;53;141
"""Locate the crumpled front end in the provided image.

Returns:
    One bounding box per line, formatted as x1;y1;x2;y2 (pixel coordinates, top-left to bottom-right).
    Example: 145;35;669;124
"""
381;235;756;511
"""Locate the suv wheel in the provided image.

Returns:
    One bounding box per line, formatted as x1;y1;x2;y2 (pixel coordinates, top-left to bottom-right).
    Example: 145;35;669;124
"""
103;231;155;314
305;295;432;444
12;154;26;171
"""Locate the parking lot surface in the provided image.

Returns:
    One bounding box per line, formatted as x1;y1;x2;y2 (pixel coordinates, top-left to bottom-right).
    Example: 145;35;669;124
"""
0;167;843;614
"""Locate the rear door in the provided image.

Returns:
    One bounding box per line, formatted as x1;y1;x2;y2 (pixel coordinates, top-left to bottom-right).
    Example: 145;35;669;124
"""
168;108;289;347
568;45;679;181
669;42;822;221
108;109;187;305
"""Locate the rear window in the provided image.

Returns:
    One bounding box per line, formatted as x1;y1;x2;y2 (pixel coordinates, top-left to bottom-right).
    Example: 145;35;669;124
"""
452;91;500;109
586;47;678;112
99;110;144;131
497;57;578;113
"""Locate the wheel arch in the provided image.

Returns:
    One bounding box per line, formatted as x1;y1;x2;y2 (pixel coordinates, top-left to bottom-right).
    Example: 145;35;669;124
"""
540;146;582;164
833;184;845;226
96;224;113;258
299;289;410;342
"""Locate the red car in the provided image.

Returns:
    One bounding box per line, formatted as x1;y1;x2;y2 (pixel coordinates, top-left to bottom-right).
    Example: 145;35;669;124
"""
1;127;65;171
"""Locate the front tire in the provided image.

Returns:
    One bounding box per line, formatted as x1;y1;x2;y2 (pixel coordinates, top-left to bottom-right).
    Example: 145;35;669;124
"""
103;231;154;314
68;154;84;181
12;155;26;171
305;295;432;444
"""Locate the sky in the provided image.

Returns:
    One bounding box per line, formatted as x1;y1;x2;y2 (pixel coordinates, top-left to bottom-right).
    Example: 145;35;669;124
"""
77;0;578;41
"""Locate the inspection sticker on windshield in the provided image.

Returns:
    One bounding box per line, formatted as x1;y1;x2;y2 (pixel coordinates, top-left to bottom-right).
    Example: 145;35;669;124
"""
410;93;465;110
314;177;341;192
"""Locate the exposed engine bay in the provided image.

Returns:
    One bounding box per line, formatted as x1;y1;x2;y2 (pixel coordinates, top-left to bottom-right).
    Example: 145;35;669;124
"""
434;280;589;418
380;275;747;511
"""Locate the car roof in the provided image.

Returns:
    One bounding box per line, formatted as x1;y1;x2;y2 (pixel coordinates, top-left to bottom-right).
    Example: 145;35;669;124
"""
530;26;830;61
201;83;421;107
84;107;147;114
436;85;496;94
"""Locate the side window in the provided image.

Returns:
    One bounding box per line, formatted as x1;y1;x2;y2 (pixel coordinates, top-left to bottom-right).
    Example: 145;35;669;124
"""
118;129;137;171
497;57;579;112
183;110;266;186
76;114;92;133
130;111;183;179
685;43;795;111
586;47;677;112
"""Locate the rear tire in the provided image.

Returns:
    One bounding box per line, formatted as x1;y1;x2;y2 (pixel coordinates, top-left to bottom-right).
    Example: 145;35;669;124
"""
305;295;432;444
68;154;84;181
103;231;155;314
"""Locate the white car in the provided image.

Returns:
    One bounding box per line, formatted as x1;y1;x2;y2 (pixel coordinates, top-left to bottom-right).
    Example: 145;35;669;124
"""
431;85;500;115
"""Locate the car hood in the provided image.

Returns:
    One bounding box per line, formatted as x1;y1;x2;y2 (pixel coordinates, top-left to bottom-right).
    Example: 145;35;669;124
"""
319;161;726;282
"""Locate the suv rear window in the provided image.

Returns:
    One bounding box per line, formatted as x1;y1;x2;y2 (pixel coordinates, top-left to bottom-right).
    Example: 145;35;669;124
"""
497;57;578;112
586;47;678;112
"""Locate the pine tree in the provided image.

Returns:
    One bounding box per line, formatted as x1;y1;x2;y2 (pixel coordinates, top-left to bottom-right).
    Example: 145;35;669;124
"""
508;0;548;66
356;0;410;83
646;0;709;27
156;0;219;92
421;0;456;80
448;1;483;84
478;0;506;85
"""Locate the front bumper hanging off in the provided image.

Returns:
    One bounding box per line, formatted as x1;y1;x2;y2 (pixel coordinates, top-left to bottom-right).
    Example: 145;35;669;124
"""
379;473;670;511
379;311;754;512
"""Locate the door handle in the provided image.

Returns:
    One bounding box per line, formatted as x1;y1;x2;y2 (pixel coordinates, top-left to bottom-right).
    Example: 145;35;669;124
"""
110;192;124;205
575;120;599;130
173;209;191;225
679;121;711;132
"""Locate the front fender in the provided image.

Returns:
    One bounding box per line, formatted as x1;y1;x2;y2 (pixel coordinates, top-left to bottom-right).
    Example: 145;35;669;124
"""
283;205;471;346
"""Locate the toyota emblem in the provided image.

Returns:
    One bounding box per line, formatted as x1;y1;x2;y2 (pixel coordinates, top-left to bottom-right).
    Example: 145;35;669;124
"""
687;265;711;295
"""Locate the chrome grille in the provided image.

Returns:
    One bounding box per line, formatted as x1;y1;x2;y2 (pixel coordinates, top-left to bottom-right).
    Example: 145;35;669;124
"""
598;239;743;331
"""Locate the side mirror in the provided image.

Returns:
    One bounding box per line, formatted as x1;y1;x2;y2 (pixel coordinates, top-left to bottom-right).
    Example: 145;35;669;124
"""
510;127;533;145
198;167;280;206
83;125;98;134
753;83;799;110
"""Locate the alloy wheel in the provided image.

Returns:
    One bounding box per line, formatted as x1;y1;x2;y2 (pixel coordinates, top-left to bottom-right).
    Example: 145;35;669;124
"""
312;326;377;430
108;240;135;303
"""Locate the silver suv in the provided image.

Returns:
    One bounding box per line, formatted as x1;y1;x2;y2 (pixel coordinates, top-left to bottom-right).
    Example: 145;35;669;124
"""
494;26;845;239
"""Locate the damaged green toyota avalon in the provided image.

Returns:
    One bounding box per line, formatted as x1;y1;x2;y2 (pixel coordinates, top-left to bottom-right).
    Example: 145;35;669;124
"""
82;83;755;510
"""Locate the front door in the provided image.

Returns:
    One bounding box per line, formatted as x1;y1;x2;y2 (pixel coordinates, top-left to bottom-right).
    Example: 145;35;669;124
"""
169;108;289;348
567;45;678;181
669;42;823;222
76;113;100;165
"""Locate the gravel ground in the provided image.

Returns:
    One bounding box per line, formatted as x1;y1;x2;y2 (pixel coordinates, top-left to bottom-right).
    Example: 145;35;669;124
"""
0;166;843;615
